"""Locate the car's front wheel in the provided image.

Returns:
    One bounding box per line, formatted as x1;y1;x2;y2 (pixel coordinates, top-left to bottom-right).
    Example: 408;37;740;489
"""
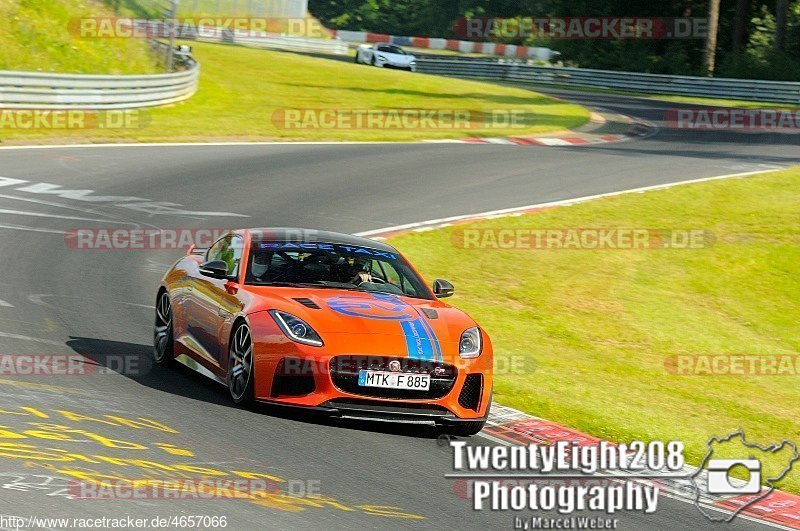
153;291;174;366
228;322;254;405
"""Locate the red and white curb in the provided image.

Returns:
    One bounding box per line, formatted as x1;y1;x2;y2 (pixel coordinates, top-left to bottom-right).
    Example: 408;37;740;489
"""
428;133;630;146
357;166;797;528
332;29;554;60
425;118;658;147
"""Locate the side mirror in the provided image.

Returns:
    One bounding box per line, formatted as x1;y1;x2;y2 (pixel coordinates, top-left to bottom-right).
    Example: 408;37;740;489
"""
433;279;454;298
199;260;230;280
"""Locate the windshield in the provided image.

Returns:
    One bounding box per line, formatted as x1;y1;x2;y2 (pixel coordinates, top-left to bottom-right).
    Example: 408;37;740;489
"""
377;45;405;54
246;242;433;299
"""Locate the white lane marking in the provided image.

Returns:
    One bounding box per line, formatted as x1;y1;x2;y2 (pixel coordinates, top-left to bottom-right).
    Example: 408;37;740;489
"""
0;299;12;308
0;223;65;234
28;293;154;310
0;193;150;225
354;168;782;237
0;208;131;224
0;141;421;150
0;179;248;219
0;332;63;346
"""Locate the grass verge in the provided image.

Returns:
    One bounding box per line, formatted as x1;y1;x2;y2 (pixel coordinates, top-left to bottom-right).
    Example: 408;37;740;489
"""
0;0;158;73
388;167;800;492
0;41;589;144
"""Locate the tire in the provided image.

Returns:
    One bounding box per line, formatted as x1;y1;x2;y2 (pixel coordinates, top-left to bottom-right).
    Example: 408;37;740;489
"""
227;322;255;405
354;53;360;64
371;56;377;66
446;421;486;437
153;291;175;366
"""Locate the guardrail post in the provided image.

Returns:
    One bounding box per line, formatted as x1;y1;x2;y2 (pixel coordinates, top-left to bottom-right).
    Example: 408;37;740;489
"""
165;0;180;71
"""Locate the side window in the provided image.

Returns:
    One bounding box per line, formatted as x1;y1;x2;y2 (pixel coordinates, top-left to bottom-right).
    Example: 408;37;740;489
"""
374;260;417;296
228;236;244;276
206;236;230;264
206;235;244;276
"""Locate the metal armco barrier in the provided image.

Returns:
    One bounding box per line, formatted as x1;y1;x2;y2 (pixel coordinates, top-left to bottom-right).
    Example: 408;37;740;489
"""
0;61;200;110
416;59;800;105
196;27;348;55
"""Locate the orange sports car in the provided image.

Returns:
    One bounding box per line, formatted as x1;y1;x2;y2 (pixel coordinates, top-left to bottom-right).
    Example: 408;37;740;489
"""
154;228;492;435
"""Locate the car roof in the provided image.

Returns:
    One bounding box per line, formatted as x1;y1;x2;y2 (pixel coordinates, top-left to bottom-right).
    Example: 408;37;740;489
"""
245;228;398;253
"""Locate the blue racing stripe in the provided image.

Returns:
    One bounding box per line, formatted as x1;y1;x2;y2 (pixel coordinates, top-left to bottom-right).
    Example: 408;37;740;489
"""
413;308;443;362
401;318;435;360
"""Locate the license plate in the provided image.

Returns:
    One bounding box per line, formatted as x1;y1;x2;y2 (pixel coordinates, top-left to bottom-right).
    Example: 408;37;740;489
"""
358;370;430;391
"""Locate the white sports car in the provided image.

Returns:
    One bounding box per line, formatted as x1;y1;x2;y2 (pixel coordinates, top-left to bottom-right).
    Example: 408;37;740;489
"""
355;43;417;71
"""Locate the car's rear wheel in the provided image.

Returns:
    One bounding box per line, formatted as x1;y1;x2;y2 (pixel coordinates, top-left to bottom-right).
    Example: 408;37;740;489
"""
228;322;254;405
153;291;174;366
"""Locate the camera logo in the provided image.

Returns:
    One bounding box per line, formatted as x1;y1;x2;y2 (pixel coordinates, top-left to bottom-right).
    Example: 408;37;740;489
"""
691;430;799;523
707;459;761;495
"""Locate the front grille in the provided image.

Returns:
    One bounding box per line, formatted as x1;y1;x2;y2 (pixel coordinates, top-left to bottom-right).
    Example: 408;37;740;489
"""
458;374;483;410
329;355;456;399
271;358;316;397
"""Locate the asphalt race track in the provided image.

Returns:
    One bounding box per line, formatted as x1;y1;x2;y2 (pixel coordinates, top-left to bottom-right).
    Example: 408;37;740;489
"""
0;92;797;530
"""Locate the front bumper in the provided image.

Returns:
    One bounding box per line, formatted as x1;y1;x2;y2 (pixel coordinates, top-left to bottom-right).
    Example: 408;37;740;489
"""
380;60;416;71
257;397;491;427
249;318;493;422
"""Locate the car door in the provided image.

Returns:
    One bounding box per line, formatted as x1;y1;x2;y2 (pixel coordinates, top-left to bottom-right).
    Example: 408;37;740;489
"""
186;234;245;364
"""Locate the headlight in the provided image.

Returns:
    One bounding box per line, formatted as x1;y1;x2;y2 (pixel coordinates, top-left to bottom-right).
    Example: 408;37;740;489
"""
269;310;323;347
459;327;482;358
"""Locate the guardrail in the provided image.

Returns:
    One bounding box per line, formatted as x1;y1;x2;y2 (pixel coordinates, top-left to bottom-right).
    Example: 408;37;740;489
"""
0;60;200;110
416;59;800;105
195;27;348;55
332;29;558;61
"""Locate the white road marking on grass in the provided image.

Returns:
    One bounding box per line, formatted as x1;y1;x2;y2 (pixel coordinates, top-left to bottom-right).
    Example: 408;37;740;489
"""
354;168;781;237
